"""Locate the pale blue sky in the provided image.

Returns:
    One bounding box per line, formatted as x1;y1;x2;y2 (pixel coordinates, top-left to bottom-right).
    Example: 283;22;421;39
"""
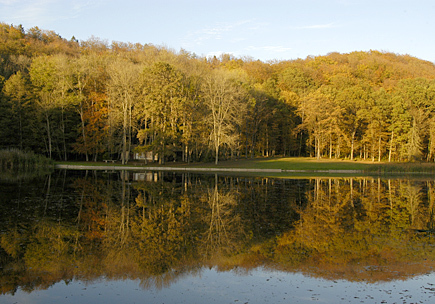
1;0;434;62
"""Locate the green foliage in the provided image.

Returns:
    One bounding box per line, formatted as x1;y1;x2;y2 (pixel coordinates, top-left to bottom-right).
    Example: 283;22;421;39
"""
2;23;435;163
137;62;186;164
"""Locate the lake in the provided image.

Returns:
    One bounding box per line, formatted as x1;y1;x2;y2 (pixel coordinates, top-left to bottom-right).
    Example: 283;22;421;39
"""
1;169;435;303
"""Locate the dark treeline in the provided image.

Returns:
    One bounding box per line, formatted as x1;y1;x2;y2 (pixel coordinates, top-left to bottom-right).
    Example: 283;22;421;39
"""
2;23;435;163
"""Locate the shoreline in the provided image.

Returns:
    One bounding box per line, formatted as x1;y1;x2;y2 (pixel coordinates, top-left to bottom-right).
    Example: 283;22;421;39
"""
55;164;362;174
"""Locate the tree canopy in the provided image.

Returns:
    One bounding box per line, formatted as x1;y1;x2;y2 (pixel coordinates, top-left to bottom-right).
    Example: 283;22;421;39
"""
2;22;435;162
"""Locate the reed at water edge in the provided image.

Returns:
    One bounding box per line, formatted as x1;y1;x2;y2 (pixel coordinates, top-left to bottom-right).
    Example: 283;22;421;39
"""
0;148;53;171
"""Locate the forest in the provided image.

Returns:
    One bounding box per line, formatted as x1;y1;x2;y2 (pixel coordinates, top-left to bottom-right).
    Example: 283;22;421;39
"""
1;23;435;164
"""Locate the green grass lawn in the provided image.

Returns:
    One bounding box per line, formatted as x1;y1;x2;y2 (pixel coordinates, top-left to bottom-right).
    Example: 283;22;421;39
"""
56;157;435;175
220;157;370;171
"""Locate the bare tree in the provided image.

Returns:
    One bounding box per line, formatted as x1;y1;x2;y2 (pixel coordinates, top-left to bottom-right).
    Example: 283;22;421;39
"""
107;57;140;164
202;69;246;164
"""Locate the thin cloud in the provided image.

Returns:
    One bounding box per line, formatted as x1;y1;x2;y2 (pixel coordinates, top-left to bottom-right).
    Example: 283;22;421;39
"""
291;22;338;30
0;0;20;4
67;1;105;19
0;0;103;26
0;0;55;24
181;19;254;47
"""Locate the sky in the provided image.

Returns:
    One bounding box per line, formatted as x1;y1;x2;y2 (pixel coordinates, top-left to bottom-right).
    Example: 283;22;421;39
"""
0;0;434;62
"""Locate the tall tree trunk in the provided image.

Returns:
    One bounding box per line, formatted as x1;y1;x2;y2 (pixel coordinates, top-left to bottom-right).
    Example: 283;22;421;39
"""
251;132;255;159
61;109;67;161
350;131;356;160
329;133;333;159
215;137;219;165
128;101;132;163
80;109;89;161
315;136;320;159
389;130;394;162
18;107;23;150
378;135;382;162
122;110;127;164
299;131;303;157
45;113;52;159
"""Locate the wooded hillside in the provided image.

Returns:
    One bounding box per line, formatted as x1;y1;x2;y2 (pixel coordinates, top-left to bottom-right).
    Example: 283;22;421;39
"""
2;23;435;163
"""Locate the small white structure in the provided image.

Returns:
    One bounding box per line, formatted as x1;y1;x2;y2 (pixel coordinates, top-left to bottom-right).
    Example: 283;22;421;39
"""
133;151;157;161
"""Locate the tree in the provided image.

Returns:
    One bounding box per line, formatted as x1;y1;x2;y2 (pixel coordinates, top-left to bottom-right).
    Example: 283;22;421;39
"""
0;23;28;78
29;56;59;158
278;65;316;103
335;84;368;160
51;54;77;161
73;91;109;161
298;90;338;158
243;85;272;158
2;71;31;150
72;52;110;161
107;57;140;164
201;68;246;164
69;54;96;161
137;62;185;164
391;78;435;161
359;89;391;161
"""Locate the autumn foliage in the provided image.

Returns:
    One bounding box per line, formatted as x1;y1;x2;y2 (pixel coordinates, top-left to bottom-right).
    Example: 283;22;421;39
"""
2;23;435;163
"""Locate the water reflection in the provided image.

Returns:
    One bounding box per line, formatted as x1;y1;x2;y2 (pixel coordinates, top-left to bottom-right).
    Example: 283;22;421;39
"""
1;170;435;297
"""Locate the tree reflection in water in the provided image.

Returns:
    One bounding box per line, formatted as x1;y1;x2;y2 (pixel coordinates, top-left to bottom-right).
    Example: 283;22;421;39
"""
1;170;435;296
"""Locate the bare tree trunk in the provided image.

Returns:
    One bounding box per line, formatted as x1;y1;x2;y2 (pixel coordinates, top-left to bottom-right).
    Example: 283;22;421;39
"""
45;113;52;159
215;137;219;165
122;105;128;164
350;131;355;160
378;135;382;162
329;133;333;159
61;108;67;161
389;130;394;162
80;109;89;161
317;136;321;159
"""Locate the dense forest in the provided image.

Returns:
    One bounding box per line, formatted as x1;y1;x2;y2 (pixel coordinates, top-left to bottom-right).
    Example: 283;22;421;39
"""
1;22;435;164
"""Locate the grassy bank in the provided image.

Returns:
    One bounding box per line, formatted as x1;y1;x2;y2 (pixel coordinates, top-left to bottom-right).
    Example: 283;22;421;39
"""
233;157;435;174
55;157;435;175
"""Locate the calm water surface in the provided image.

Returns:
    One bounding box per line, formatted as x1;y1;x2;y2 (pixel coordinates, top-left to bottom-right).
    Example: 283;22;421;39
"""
1;170;435;303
